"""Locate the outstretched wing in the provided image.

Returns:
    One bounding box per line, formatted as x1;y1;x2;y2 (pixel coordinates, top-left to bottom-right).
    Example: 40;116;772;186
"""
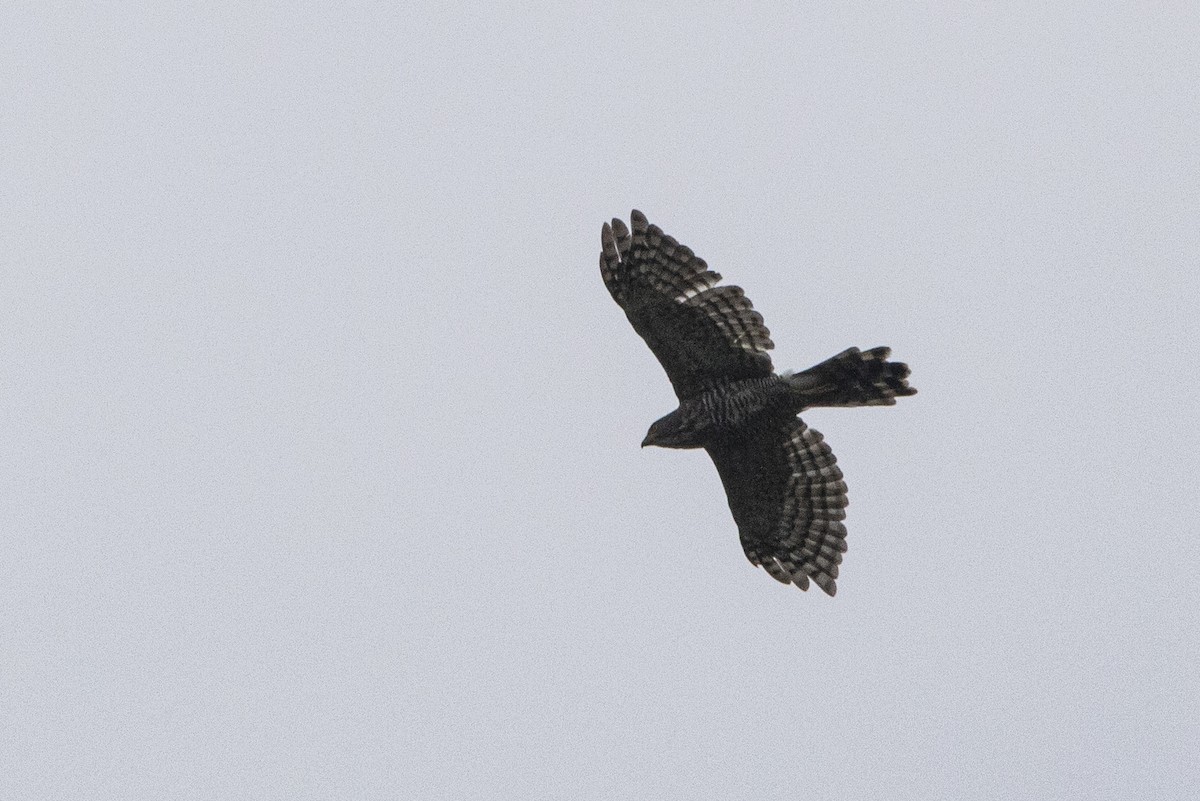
600;210;775;400
705;417;848;595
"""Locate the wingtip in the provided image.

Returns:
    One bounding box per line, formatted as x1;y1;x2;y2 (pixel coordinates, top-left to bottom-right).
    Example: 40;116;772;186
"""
611;218;630;257
600;221;616;254
813;574;837;596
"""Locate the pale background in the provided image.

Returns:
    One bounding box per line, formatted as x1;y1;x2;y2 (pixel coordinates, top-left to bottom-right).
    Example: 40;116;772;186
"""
3;3;1198;799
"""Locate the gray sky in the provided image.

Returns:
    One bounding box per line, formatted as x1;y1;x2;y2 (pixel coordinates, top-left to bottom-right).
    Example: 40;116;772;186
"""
4;3;1198;799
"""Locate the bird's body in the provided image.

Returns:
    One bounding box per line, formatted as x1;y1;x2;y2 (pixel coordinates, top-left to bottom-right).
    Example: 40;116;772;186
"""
600;210;915;595
645;376;795;449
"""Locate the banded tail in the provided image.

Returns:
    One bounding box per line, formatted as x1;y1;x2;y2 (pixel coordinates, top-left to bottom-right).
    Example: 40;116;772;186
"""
787;347;916;408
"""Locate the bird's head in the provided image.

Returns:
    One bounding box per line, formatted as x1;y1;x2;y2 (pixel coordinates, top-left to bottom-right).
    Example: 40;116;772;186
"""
642;409;699;449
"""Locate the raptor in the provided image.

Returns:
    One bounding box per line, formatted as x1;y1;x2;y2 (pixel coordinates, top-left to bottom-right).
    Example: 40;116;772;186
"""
600;210;915;595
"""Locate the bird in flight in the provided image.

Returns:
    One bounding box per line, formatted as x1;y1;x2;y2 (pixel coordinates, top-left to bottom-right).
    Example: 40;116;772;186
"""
600;210;915;595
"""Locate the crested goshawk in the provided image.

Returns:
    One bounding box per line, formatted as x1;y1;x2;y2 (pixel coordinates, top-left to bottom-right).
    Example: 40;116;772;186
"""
600;210;915;595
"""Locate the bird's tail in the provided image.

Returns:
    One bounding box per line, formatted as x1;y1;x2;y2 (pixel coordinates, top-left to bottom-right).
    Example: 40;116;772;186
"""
786;347;916;408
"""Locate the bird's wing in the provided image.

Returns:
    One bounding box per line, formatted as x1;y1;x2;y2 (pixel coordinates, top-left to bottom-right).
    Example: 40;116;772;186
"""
705;417;848;595
600;210;774;400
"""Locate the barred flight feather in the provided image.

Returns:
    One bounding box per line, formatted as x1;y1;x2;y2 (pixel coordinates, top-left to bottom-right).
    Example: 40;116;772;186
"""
601;210;775;400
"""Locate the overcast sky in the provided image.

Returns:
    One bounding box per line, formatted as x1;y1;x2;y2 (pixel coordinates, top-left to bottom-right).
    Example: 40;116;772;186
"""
4;3;1199;799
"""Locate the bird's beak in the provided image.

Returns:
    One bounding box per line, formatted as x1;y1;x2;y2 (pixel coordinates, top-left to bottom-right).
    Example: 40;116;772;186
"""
641;434;652;448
